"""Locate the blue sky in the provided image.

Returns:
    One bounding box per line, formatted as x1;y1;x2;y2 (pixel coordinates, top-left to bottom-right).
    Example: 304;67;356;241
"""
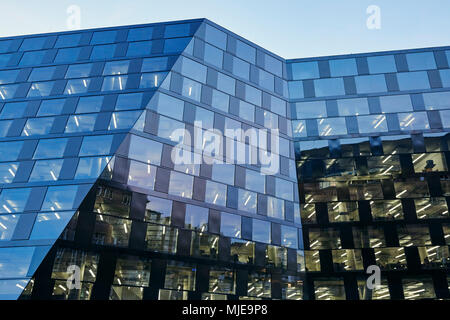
2;0;450;59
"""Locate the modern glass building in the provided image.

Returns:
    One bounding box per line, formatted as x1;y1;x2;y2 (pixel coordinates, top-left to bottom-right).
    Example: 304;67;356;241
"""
0;18;448;300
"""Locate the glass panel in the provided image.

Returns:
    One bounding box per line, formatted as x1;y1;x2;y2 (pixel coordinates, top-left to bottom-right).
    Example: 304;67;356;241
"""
185;204;208;231
397;71;430;91
33;138;68;159
75;156;111;179
204;181;227;206
79;135;113;156
0;188;31;213
406;52;436;71
168;171;193;198
294;101;327;119
290;61;319;80
65;114;96;133
42;185;78;211
220;212;241;238
127;160;156;190
29;159;63;181
367;55;397;74
329;58;357;77
314;78;345;97
357;114;388;133
355;75;387;94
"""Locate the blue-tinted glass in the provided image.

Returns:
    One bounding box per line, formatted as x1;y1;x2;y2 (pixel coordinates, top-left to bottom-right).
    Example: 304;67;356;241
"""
337;98;370;116
22;117;54;136
181;57;207;83
168;171;193;198
0;214;19;240
245;85;261;106
281;225;298;249
0;120;12;137
314;78;345;97
357;114;388;133
0;69;19;84
398;112;430;130
355;75;387;94
76;96;103;113
397;71;430;91
204;43;223;68
102;75;127;91
217;72;235;95
54;47;81;63
116;92;142;110
163;37;191;54
28;66;56;82
54;33;81;48
37;99;65;116
181;78;201;101
292;120;307;138
0;247;34;278
164;24;190;38
20;37;46;51
75;156;111;179
294;101;327;119
19;51;46;66
65;78;90;94
267;196;284;219
0;54;12;67
0;162;18;183
194;106;214;128
109;111;141;130
406;52;436;71
29;159;64;181
253;219;271;244
288;81;304;99
91;44;116;60
0;141;23;161
41;185;78;211
0;188;31;213
140;72;166;88
65;63;93;78
367;55;397;74
150;92;184;120
103;60;129;75
246;169;265;193
329;58;358;77
239;101;254;122
65;114;97;132
290;61;319;80
232;57;250;80
127;27;153;41
33;138;68;159
0;40;12;54
259;69;274;91
128;135;162;165
142;57;168;72
184;204;208;231
158;116;185;143
318;117;347;136
27;81;55;97
379;95;413;113
0;102;27;119
0;84;19;100
30;211;74;239
235;39;256;64
220;212;241;238
79;135;113;156
204;24;227;50
126;41;152;57
91;30;117;44
440;69;450;88
265;54;283;77
211;164;234;185
423;91;450;110
211;89;229;112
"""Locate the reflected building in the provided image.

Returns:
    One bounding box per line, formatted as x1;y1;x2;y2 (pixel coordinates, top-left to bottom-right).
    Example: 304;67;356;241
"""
0;19;448;300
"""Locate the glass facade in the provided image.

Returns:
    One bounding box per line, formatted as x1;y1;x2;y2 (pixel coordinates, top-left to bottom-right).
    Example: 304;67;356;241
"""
0;18;448;301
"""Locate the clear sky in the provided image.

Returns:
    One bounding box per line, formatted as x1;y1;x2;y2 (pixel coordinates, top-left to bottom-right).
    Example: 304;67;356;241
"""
1;0;450;59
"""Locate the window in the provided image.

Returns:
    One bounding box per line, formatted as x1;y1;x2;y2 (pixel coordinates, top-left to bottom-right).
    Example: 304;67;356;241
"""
0;69;19;84
33;138;67;159
20;51;46;66
163;37;191;54
66;114;97;133
245;169;265;193
357;114;388;133
128;135;162;165
29;159;63;181
0;102;27;119
38;99;65;116
127;27;153;41
217;72;235;95
168;171;193;198
252;219;271;244
140;72;166;88
126;159;155;189
204;24;227;50
75;157;111;180
281;225;298;249
292;120;306;138
379;94;413;113
355;75;387;94
29;66;56;82
142;57;168;72
102;75;128;91
211;89;229;113
79;135;113;156
406;52;436;71
220;212;241;238
28;81;55;97
265;54;283;77
398;112;429;131
232;57;250;80
0;188;31;213
204;43;223;68
205;181;227;206
367;55;397;74
318;117;347;136
423;91;450;110
288;81;304;99
440;69;450;88
55;34;81;48
181;57;207;83
75;96;103;114
145;196;172;224
157;116;185;143
271;96;286;117
194;106;214;128
211;164;234;185
276;178;293;201
0;53;12;67
109;111;141;130
267;196;284;220
185;204;209;231
127;41;152;57
65;79;90;94
329;58;357;77
290;61;319;80
294;101;327;119
315;78;345;97
22;117;54;136
0;214;18;240
54;47;81;63
151;92;183;120
181;78;201;101
0;162;18;183
239;101;254;122
91;44;116;60
103;60;129;75
397;71;430;91
337;98;369;116
42;185;78;211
